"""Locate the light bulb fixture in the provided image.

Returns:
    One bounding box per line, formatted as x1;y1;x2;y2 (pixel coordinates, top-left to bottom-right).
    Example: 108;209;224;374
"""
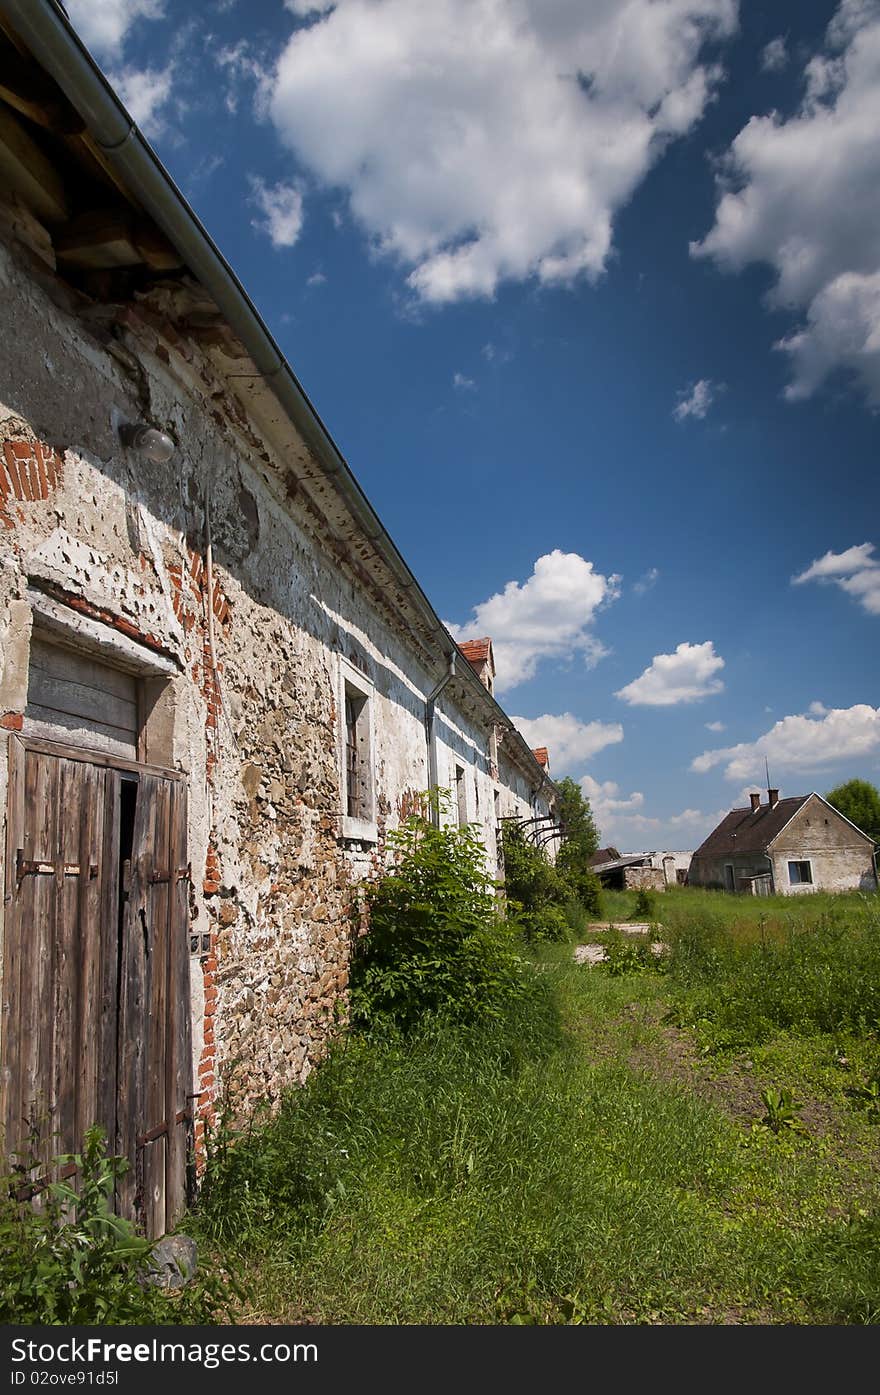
120;422;176;464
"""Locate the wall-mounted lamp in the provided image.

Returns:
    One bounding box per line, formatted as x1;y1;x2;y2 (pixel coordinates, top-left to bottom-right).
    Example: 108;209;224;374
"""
120;422;176;464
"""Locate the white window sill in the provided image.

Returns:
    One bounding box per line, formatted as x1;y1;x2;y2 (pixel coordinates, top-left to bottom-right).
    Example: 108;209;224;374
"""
342;815;378;844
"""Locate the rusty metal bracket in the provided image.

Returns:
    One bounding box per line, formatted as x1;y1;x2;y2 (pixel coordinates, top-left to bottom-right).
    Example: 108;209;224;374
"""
16;849;98;883
147;863;191;885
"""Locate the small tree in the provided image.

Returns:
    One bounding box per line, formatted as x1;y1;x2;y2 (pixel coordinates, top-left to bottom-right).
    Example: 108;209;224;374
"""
825;779;880;845
554;777;602;915
349;799;529;1034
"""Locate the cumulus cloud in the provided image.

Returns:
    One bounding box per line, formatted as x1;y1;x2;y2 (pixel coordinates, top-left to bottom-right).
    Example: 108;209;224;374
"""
616;641;725;707
452;372;476;391
672;378;723;420
761;36;789;72
580;774;645;819
693;0;880;405
691;703;880;781
110;63;175;137
580;776;726;847
66;0;164;58
792;541;880;615
250;178;305;248
266;0;737;303
705;719;726;731
448;550;620;691
510;714;624;774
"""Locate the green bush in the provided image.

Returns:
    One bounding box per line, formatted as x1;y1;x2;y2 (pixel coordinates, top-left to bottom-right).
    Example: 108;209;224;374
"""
349;801;531;1035
0;1127;231;1324
501;819;602;921
513;903;572;944
633;887;656;920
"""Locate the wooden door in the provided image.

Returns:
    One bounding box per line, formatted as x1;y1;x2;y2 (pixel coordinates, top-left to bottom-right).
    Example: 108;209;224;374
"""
1;736;191;1237
116;771;191;1235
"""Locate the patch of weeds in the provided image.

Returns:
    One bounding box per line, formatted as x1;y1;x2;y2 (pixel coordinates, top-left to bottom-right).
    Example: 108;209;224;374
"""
0;1127;234;1324
754;1088;808;1137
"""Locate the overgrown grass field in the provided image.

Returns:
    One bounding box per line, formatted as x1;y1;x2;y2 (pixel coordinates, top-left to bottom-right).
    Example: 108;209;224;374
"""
190;886;880;1324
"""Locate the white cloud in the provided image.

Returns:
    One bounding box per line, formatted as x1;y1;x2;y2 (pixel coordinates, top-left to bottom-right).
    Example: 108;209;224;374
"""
633;566;659;595
792;541;880;615
110;63;175;137
580;774;644;818
581;777;727;848
511;714;624;774
705;719;726;731
306;270;327;287
66;0;164;58
691;702;880;781
452;372;476;391
267;0;737;303
213;40;272;116
616;640;725;707
761;36;789;72
250;179;304;248
448;549;620;691
693;0;880;405
672;377;723;420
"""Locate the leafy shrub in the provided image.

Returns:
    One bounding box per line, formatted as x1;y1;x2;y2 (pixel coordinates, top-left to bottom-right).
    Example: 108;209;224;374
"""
0;1126;231;1324
633;887;656;920
501;818;601;920
349;802;531;1034
601;929;668;977
513;903;572;944
501;820;568;913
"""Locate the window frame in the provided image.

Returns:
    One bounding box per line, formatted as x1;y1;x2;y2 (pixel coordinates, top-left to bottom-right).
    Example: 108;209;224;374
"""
338;657;377;843
787;859;813;886
454;760;468;827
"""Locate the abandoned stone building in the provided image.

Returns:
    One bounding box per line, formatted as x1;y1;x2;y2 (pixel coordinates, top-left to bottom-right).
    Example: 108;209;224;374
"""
0;3;557;1237
688;789;878;895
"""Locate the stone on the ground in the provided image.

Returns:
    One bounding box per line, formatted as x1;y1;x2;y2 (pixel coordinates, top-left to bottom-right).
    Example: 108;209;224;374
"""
144;1234;198;1290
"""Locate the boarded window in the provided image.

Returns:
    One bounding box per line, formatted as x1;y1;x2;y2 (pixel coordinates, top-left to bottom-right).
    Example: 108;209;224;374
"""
25;637;139;758
455;763;467;826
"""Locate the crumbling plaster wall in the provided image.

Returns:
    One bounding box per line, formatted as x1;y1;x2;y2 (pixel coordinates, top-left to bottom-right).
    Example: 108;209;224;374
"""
771;800;877;893
0;228;546;1135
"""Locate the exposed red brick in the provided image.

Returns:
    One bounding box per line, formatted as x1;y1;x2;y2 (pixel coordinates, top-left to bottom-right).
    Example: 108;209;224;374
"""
0;712;23;730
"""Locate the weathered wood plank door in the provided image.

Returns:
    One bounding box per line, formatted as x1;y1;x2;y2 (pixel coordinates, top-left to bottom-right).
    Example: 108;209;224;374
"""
1;735;190;1238
116;772;191;1235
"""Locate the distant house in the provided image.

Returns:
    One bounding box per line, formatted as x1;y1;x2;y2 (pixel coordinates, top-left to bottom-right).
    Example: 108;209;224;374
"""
688;788;878;895
589;847;621;868
588;846;692;891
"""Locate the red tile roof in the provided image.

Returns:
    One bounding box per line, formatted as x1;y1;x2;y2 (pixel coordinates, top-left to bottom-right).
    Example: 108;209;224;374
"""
457;638;492;664
532;747;549;767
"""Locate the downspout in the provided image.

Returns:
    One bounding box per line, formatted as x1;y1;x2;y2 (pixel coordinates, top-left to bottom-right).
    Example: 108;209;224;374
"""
425;653;456;825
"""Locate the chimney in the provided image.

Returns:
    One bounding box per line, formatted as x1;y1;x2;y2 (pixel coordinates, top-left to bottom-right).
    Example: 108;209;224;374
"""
749;792;761;813
768;788;779;809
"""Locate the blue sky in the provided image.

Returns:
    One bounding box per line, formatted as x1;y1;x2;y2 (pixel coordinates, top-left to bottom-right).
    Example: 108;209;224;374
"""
67;0;879;849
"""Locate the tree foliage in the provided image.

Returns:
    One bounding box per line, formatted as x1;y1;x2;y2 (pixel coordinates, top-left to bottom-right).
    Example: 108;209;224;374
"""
554;776;601;913
825;779;880;845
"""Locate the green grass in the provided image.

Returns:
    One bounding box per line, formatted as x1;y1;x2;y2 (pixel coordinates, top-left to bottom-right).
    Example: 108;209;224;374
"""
190;930;880;1325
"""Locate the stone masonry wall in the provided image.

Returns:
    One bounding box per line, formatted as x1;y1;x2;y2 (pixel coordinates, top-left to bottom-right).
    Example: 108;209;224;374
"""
0;221;548;1146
